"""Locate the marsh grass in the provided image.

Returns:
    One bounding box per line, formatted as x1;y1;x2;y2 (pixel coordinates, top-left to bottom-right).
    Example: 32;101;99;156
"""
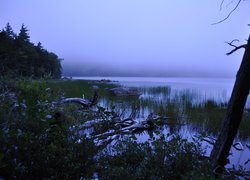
99;85;250;140
45;81;250;140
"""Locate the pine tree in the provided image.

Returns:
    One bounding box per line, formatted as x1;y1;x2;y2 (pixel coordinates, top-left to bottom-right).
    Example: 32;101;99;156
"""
3;22;16;39
36;42;43;50
17;24;30;43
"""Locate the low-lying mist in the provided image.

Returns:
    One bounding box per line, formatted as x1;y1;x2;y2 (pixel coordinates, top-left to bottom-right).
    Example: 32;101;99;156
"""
62;60;235;78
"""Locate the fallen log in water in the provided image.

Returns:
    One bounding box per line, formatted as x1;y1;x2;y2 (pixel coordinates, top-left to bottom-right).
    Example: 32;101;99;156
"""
91;113;160;147
71;111;186;147
60;98;92;107
58;91;99;108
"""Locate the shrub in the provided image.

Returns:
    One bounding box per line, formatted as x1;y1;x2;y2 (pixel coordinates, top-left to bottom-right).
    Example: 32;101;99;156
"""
97;135;214;179
0;79;97;179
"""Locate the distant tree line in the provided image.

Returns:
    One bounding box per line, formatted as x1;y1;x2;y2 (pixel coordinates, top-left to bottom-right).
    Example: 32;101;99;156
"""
0;23;62;79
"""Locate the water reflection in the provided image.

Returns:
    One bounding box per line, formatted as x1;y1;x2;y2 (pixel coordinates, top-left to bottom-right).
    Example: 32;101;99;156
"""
94;77;250;170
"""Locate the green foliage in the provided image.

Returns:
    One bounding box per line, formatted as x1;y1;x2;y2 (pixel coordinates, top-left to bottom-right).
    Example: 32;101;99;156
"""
0;23;62;79
97;135;215;179
0;80;97;179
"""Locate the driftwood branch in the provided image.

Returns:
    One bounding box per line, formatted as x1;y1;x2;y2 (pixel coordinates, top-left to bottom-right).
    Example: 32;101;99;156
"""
201;136;216;145
225;40;247;55
60;98;92;107
89;113;163;147
58;91;99;107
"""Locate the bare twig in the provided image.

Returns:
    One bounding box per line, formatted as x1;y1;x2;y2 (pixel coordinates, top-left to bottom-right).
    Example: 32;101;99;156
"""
226;0;235;8
212;0;242;25
226;39;240;47
225;40;247;55
220;0;226;11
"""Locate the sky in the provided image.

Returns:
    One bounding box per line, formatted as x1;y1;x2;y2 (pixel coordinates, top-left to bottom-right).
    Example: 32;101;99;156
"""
0;0;249;77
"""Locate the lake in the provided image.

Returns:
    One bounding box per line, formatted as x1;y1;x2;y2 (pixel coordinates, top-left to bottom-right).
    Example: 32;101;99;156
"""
74;77;250;171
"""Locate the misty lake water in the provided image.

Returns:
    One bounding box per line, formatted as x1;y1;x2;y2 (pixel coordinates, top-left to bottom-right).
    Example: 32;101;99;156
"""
74;77;250;171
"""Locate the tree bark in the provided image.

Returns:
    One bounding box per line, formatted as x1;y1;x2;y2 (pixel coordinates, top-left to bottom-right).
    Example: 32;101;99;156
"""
210;34;250;171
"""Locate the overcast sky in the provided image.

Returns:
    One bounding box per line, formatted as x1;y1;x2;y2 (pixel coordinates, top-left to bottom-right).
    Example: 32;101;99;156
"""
1;0;249;77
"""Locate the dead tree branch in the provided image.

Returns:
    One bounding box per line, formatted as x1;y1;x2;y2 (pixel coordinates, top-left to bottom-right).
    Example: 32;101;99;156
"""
60;98;92;107
227;39;240;47
57;91;99;107
212;0;242;25
225;40;247;55
220;0;226;11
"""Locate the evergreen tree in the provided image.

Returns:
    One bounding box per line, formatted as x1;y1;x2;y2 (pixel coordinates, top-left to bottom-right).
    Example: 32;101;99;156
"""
17;24;30;44
0;23;17;76
3;22;16;39
36;42;44;51
0;23;62;79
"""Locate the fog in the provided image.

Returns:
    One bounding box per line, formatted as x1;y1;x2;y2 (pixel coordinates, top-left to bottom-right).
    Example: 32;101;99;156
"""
1;0;249;77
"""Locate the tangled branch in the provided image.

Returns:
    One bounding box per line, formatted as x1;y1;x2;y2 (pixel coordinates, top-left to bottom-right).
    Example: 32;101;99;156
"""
212;0;242;25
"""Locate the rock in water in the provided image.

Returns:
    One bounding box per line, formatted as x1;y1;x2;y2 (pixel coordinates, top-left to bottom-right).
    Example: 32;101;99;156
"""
108;87;141;97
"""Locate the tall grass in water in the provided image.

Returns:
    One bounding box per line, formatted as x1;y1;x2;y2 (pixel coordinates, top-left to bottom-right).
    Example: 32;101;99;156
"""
45;81;250;140
101;85;250;140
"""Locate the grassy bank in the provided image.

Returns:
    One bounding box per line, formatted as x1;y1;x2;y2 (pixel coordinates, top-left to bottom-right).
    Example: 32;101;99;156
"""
47;79;117;98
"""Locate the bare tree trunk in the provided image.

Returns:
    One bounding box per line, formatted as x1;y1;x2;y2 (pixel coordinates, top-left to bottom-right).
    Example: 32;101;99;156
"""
210;34;250;171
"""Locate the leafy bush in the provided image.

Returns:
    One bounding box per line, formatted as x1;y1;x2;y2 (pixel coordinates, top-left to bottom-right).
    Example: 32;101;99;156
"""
97;135;214;179
0;79;97;179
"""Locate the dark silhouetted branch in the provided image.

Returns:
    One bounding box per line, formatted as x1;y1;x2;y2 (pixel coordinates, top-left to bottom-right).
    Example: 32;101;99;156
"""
225;40;247;55
212;0;242;25
226;39;240;47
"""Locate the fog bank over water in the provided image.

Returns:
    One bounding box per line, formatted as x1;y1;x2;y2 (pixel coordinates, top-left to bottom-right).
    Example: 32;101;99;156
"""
1;0;249;78
62;60;237;78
